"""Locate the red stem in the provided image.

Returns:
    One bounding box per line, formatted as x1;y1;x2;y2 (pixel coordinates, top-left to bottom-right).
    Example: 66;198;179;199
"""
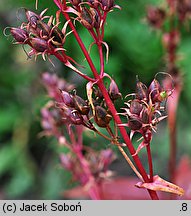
54;0;159;200
146;144;154;182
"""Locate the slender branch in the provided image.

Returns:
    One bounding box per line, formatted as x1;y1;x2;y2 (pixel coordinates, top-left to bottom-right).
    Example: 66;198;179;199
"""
146;144;154;182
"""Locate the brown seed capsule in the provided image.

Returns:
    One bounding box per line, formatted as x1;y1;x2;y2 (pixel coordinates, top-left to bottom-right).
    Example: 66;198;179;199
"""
25;9;39;28
60;90;75;108
141;109;149;124
29;38;48;52
69;110;83;125
63;107;83;125
80;7;94;29
73;95;90;115
94;106;112;127
10;27;29;43
108;79;122;101
51;26;65;46
101;0;114;10
128;116;142;131
129;99;143;115
148;79;162;103
36;19;51;37
136;77;148;101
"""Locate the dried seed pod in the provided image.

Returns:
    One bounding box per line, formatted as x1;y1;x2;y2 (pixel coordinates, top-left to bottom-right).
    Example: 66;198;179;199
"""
69;110;83;125
36;19;51;37
128;116;142;131
108;79;122;101
129;99;143;115
101;0;114;10
63;107;83;125
73;95;90;115
141;109;149;124
51;26;65;46
148;78;162;103
80;7;94;29
10;27;29;43
25;9;39;28
136;77;148;101
29;37;48;52
60;90;75;107
94;106;112;127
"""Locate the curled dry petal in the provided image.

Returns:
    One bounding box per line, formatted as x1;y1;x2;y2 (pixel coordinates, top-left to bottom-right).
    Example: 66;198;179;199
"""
135;175;184;196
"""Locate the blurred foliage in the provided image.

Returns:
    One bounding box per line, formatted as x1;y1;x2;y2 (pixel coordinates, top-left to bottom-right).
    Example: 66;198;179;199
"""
0;0;191;199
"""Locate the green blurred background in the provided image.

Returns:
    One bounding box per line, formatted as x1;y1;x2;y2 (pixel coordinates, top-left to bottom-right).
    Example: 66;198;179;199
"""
0;0;191;199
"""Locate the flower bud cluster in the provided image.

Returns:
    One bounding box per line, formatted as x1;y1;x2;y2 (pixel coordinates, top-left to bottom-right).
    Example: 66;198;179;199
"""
7;8;67;59
122;76;173;143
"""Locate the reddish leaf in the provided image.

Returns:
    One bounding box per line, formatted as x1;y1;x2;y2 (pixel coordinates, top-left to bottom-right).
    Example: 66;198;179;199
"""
63;177;168;200
135;175;184;196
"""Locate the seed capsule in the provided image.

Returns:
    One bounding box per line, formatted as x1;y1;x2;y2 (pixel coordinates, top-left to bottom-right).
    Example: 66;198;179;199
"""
129;99;143;115
108;79;122;101
94;106;112;127
60;90;75;108
10;27;29;43
141;109;149;124
25;9;39;28
81;7;94;29
51;26;64;46
101;0;114;10
136;77;148;101
73;95;90;115
149;78;162;103
62;107;83;125
128;116;142;131
29;38;48;52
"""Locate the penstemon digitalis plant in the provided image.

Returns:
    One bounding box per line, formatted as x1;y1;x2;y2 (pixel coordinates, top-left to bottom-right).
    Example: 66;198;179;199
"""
5;0;185;199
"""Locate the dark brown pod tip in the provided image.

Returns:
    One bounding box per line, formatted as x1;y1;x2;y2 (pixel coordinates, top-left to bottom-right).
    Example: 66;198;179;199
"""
94;106;112;128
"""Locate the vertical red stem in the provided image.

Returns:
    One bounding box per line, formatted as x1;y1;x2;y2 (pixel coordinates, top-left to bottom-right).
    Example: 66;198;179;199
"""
146;144;154;182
